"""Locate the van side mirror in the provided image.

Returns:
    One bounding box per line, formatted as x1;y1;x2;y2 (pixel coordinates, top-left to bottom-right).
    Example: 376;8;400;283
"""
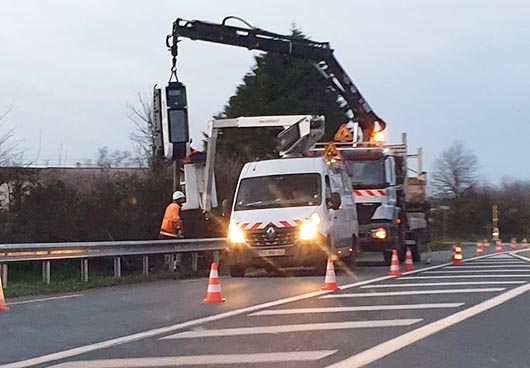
221;199;230;217
328;192;341;210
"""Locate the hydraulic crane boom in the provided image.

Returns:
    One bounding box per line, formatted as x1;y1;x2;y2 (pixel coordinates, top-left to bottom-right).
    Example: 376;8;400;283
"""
167;17;386;141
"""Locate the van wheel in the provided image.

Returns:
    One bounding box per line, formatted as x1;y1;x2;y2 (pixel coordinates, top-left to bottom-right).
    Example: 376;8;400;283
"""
383;250;393;266
229;266;246;277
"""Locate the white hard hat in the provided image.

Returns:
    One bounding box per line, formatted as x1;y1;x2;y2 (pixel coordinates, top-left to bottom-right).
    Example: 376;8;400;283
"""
172;191;186;200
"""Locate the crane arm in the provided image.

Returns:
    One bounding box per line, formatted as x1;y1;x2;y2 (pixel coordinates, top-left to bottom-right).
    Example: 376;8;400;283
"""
167;17;386;141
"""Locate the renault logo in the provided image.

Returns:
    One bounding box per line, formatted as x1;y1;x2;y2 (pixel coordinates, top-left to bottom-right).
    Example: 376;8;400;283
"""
266;226;277;240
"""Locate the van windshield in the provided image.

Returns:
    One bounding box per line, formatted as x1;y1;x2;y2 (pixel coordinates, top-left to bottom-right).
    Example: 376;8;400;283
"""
345;159;387;188
234;173;321;211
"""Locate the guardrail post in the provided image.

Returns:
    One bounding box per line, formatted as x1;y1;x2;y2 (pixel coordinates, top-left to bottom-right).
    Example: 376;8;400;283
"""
213;251;220;265
113;257;121;278
1;264;7;288
167;254;175;272
42;261;51;284
81;259;89;282
191;252;198;273
142;256;149;276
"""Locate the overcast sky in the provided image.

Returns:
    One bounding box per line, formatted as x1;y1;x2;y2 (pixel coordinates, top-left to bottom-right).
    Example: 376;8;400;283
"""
1;0;530;182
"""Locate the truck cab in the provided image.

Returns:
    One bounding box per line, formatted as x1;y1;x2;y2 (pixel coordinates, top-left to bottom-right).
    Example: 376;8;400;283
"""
342;147;401;262
226;157;358;277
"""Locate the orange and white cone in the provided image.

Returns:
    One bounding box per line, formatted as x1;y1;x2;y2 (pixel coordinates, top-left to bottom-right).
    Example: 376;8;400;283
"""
452;244;463;265
404;247;415;271
495;240;503;254
476;241;484;257
202;263;226;304
388;250;401;277
510;238;518;251
321;258;340;291
0;275;9;313
522;238;529;249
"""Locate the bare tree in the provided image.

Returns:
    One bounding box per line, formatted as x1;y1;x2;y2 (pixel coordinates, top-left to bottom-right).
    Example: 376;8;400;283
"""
431;141;479;198
0;108;22;166
128;93;154;166
94;146;134;168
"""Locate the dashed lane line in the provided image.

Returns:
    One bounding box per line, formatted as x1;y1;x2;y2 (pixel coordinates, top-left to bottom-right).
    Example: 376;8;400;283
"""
320;288;505;298
361;281;526;288
47;351;339;367
7;294;83;306
160;319;423;339
249;304;464;316
326;283;530;368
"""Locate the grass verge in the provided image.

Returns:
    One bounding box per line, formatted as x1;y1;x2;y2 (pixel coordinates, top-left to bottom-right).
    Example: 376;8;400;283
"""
4;272;179;299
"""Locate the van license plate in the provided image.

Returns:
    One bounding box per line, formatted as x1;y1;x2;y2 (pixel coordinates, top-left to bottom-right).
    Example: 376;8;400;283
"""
258;249;285;257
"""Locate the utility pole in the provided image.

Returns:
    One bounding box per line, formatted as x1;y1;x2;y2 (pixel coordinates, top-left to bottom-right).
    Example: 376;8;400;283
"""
492;204;499;240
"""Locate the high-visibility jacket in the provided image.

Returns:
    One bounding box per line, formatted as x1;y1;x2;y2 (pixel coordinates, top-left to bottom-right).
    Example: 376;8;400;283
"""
160;203;182;238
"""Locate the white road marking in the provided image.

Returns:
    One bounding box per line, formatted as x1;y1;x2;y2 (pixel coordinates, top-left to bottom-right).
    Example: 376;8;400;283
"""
1;260;459;368
473;260;526;263
320;288;505;298
424;269;530;273
249;304;464;316
445;265;530;269
400;275;530;279
7;294;83;306
0;274;403;368
327;283;530;368
160;319;422;339
361;281;525;288
488;255;517;259
48;351;338;367
511;252;530;262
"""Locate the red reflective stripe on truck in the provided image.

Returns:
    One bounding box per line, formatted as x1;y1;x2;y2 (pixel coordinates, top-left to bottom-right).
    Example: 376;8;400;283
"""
279;221;292;228
250;222;262;230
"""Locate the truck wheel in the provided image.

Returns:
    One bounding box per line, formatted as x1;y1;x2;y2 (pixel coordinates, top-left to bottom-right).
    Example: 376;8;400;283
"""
344;236;358;270
229;266;246;277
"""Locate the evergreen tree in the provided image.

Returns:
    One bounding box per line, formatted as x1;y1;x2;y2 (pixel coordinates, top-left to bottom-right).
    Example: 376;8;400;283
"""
217;30;349;162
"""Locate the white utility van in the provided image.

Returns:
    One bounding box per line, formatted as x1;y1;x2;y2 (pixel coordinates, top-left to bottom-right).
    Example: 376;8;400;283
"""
226;156;358;277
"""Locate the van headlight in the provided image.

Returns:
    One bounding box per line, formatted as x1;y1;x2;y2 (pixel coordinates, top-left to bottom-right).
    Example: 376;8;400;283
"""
228;224;245;244
300;213;321;240
300;223;318;240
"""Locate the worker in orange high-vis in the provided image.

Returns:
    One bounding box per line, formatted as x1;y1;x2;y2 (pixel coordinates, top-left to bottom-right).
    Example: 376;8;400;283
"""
160;191;186;239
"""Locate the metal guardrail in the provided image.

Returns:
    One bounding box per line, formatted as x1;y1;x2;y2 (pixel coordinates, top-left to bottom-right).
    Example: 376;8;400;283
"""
0;238;227;287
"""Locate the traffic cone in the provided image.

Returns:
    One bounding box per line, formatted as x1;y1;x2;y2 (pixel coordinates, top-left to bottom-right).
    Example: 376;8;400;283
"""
522;238;529;249
202;263;225;304
388;250;401;277
475;241;484;257
0;275;9;313
452;244;463;265
321;258;340;291
510;238;518;251
404;247;415;271
495;240;503;254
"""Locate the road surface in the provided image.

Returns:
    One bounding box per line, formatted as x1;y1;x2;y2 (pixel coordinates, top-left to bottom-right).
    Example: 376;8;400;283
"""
1;248;529;368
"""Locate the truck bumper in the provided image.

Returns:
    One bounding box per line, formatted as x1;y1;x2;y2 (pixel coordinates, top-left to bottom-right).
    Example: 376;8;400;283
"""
226;237;329;269
358;224;394;252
